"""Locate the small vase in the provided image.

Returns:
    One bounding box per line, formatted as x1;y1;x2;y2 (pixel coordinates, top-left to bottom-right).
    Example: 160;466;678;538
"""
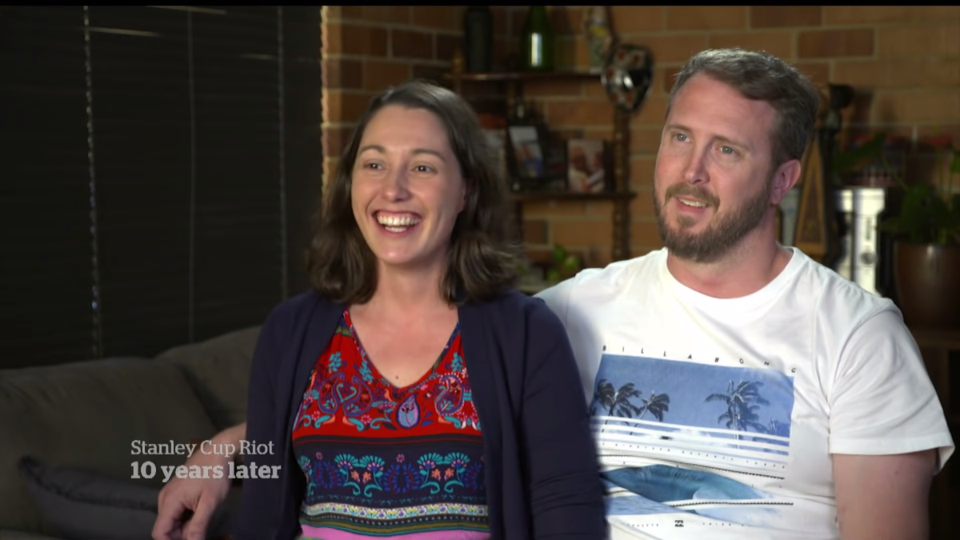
582;6;615;71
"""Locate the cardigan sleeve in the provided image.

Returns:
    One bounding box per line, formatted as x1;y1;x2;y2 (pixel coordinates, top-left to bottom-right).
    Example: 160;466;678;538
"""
520;299;607;539
231;304;289;538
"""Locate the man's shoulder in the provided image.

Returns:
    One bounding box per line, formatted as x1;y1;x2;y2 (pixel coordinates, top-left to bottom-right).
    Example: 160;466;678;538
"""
790;249;900;323
585;248;664;278
552;249;664;295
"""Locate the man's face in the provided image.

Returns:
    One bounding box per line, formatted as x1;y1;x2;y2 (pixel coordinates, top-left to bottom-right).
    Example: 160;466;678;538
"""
653;74;780;263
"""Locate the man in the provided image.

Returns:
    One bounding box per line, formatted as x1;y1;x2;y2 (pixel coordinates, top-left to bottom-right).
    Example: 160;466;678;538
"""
153;49;954;540
536;48;953;539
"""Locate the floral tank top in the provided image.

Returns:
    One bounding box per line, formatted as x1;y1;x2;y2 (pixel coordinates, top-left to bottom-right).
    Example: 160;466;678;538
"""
291;309;490;540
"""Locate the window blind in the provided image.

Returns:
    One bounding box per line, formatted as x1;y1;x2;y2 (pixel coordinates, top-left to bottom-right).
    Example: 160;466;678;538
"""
0;6;322;368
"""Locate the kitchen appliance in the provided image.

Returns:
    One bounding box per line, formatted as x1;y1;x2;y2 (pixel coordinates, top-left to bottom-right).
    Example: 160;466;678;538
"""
834;186;891;296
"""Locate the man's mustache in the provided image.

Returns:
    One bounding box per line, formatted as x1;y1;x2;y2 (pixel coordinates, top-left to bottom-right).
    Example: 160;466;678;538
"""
665;184;719;207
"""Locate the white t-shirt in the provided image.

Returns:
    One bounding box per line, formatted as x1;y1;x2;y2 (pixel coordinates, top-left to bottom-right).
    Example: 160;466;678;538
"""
537;247;954;540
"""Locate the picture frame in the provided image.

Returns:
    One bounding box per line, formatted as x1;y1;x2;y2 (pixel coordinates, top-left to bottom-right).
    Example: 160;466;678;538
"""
480;128;509;186
566;138;610;193
506;120;549;183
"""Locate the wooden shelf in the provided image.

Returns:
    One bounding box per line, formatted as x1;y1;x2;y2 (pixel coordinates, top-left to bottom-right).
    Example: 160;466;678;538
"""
509;191;637;203
443;67;633;262
444;70;601;83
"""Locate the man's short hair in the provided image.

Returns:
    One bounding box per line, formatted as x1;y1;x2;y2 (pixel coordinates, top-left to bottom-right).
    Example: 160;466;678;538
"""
668;48;821;168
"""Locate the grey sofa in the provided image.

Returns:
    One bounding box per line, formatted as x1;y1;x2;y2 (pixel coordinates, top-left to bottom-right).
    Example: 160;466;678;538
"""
0;326;259;540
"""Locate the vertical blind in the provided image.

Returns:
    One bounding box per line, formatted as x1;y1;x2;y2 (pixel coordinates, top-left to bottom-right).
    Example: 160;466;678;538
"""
0;6;322;368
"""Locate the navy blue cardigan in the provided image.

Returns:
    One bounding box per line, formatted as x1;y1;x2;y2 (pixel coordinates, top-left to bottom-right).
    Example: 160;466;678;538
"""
231;289;606;539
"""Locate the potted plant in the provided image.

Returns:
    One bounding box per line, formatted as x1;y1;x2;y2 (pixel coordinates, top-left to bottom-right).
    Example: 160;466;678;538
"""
545;243;582;284
832;133;960;328
514;243;582;295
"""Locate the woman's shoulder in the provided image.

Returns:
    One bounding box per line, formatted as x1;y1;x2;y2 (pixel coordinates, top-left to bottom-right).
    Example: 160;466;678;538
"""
260;289;342;334
466;289;563;332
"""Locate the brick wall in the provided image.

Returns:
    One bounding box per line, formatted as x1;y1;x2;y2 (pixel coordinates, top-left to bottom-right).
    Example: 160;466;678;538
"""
321;6;467;188
322;6;960;268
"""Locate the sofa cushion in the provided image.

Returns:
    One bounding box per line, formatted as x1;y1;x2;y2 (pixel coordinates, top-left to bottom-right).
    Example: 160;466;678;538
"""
18;456;158;540
0;531;64;540
17;456;241;540
156;326;260;431
0;357;217;535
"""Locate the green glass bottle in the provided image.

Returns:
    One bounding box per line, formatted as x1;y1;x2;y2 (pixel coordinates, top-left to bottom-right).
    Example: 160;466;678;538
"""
519;6;554;72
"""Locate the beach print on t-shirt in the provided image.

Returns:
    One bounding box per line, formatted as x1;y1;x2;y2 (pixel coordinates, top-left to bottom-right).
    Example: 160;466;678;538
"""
591;353;795;528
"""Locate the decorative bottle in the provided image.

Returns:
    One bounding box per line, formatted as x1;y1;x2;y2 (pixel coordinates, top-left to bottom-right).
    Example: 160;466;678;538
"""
463;7;493;73
519;6;554;72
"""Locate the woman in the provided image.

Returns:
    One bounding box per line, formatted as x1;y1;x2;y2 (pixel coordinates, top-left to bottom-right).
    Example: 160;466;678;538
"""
157;79;605;540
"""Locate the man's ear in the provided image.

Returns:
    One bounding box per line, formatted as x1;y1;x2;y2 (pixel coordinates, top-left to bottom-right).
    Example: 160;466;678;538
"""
770;159;802;206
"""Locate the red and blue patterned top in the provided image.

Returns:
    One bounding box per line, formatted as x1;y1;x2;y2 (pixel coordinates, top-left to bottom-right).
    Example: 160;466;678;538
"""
291;309;490;540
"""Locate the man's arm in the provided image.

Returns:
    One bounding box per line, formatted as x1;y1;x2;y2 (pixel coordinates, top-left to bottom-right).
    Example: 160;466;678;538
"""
833;450;936;540
827;307;953;540
152;422;247;540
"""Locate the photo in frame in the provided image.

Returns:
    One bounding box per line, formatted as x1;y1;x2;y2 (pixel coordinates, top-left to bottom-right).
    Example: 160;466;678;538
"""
507;121;548;182
566;138;609;193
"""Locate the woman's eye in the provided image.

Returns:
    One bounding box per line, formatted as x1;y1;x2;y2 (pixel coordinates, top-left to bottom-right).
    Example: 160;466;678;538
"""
415;165;434;173
364;162;382;170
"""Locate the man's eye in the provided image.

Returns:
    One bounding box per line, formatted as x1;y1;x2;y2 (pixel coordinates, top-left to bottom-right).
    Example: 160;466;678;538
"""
720;146;736;155
675;133;688;142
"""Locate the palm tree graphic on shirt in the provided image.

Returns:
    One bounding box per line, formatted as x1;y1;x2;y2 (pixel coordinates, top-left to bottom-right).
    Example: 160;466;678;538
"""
591;379;671;429
705;380;770;438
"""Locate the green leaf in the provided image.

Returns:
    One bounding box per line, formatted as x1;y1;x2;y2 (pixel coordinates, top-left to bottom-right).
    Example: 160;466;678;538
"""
552;244;568;264
947;193;960;232
875;139;959;246
882;184;936;243
831;133;887;173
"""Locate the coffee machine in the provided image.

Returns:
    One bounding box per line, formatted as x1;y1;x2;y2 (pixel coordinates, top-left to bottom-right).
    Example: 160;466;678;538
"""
834;186;890;296
832;134;903;298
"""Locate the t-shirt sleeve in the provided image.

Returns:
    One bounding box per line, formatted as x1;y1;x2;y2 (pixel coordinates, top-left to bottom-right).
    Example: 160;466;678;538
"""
534;278;573;328
828;308;955;471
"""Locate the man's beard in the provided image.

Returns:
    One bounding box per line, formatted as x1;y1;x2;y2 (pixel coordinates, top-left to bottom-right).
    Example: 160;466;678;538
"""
654;178;772;263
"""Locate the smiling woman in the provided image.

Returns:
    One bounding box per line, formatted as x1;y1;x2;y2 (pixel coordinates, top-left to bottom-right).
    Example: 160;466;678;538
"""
216;79;608;540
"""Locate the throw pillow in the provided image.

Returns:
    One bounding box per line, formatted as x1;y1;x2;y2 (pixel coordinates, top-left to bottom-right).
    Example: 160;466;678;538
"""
18;456;159;540
17;456;239;540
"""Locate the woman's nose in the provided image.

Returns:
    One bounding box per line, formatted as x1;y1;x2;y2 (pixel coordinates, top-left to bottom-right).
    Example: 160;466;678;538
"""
379;167;410;200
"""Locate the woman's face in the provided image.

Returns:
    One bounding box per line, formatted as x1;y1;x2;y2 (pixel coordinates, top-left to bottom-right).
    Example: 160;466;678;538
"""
351;105;466;274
